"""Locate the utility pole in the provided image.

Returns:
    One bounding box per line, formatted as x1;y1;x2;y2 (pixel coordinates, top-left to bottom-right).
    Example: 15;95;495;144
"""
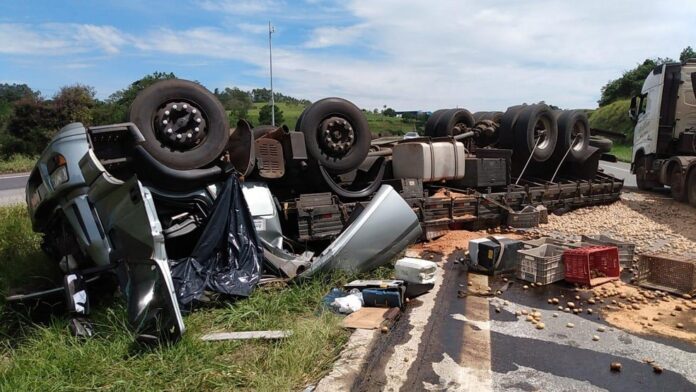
269;21;275;126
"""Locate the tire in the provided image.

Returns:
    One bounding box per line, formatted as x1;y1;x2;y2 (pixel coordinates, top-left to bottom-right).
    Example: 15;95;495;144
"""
434;108;474;137
634;156;652;191
297;97;371;174
475;111;503;123
128;79;229;170
670;165;688;202
424;109;448;137
589;136;613;153
554;110;590;162
513;104;558;163
687;167;696;207
497;105;526;148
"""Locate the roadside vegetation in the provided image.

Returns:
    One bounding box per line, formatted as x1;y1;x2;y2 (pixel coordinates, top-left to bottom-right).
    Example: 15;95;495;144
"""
0;205;371;391
0;154;36;174
610;144;633;163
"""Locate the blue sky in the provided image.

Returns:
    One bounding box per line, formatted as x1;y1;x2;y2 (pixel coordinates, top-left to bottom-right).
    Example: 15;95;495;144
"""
1;0;696;111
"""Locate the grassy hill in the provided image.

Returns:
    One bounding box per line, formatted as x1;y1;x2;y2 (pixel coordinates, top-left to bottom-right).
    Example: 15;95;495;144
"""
239;102;421;136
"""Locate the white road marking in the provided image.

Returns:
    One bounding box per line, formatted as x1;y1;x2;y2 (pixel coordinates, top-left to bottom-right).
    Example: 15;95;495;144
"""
451;313;491;331
600;163;631;173
0;173;30;180
423;353;493;392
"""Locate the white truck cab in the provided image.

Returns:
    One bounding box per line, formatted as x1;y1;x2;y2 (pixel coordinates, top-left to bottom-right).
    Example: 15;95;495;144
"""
630;60;696;204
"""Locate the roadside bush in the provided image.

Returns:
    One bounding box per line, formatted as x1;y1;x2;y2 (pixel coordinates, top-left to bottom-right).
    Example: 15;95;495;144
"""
588;99;634;141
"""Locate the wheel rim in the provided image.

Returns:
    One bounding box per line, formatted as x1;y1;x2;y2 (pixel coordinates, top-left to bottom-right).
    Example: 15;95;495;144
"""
533;117;552;150
570;122;586;152
155;101;208;150
319;116;355;157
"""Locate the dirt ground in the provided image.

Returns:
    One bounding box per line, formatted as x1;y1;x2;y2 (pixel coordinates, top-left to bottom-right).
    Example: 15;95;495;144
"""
530;191;696;258
417;190;696;344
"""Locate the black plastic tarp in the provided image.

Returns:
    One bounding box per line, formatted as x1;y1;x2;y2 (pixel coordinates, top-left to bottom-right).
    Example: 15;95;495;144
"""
171;175;262;308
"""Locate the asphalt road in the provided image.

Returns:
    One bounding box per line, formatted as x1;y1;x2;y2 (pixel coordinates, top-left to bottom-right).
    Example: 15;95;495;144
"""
599;160;636;188
0;172;29;206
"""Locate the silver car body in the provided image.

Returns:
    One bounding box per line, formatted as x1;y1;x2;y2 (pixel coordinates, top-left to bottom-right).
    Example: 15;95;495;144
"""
302;185;422;276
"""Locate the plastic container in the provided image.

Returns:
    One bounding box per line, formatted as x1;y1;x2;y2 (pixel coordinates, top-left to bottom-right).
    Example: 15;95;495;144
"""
507;205;540;228
392;140;466;182
521;237;581;250
515;244;565;285
563;246;620;287
636;254;696;296
580;235;635;268
395;257;437;284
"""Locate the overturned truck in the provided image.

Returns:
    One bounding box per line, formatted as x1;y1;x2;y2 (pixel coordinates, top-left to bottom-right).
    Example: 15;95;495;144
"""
19;80;622;341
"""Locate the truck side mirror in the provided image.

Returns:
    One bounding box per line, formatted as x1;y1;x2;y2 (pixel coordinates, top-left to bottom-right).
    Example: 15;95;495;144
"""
628;96;638;122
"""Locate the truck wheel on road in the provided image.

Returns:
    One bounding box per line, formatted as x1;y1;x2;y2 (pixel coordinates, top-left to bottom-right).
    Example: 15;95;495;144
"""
297;97;371;174
554;110;590;162
687;168;696;207
635;156;656;190
128;79;230;170
424;109;448;138
514;104;558;163
670;165;688;202
434;108;475;137
589;136;613;153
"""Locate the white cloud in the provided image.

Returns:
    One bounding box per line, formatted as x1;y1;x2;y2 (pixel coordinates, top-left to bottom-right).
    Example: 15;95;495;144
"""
198;0;278;15
238;23;269;34
305;24;367;48
0;23;128;55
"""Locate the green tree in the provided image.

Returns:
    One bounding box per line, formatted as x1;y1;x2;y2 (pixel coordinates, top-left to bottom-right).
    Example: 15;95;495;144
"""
217;87;253;123
258;104;284;125
598;58;673;106
5;96;57;156
251;88;272;103
53;84;96;126
95;72;177;124
383;107;396;117
680;46;696;62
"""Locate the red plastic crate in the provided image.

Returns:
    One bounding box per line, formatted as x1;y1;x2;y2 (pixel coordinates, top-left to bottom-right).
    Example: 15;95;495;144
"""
563;246;620;287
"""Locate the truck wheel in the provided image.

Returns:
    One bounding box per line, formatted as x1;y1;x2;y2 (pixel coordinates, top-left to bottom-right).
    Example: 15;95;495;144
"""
670;165;688;202
497;105;526;148
687;168;696;207
514;104;558;163
424;109;448;137
555;110;590;162
635;157;652;190
128;79;230;170
297;97;371;174
434;108;475;137
474;111;503;123
589;136;613;153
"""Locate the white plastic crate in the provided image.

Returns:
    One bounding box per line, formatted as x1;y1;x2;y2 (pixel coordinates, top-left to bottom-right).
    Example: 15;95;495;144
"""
515;244;565;285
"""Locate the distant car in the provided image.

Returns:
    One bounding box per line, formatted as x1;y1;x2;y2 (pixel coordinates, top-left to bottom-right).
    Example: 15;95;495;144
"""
403;131;420;139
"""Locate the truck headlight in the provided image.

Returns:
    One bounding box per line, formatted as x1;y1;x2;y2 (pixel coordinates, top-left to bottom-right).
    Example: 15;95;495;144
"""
49;155;69;188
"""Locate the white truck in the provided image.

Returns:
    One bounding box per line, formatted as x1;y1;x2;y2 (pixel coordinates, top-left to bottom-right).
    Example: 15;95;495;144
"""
630;59;696;204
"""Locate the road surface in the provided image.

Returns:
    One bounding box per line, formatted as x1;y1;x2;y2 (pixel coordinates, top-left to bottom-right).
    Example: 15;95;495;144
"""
599;160;636;188
0;172;29;206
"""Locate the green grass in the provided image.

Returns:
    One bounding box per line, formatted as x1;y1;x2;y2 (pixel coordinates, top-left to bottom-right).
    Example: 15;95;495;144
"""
0;205;371;391
611;143;633;163
239;102;419;136
588;99;634;140
0;154;36;174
